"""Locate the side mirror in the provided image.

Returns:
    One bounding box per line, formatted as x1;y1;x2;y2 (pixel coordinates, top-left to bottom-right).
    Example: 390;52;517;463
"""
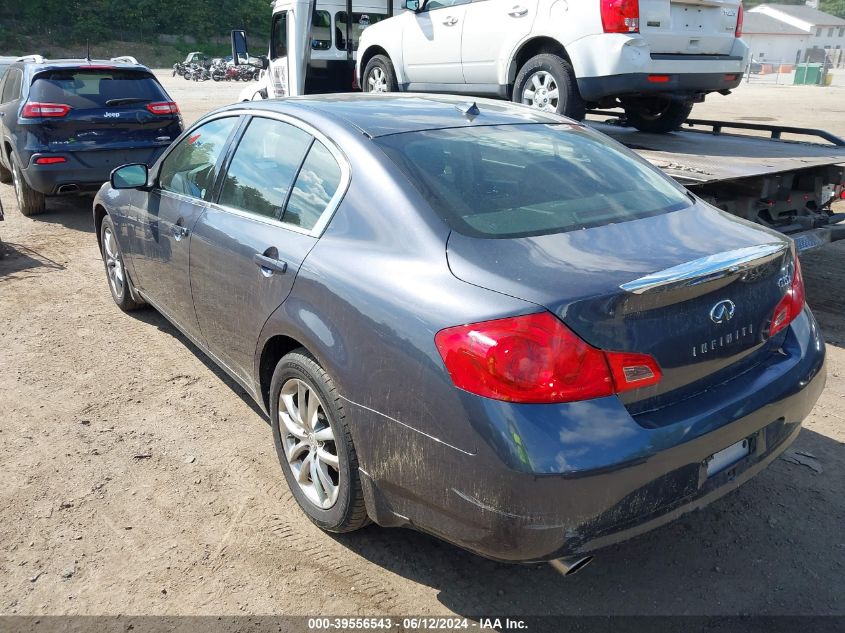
259;55;269;70
111;164;149;190
231;29;250;66
404;0;421;11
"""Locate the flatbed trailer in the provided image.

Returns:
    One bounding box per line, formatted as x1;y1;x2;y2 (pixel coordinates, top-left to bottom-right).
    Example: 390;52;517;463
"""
587;112;845;252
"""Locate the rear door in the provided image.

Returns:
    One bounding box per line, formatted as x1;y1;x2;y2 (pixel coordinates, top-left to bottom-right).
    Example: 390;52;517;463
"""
26;68;182;169
129;115;241;341
461;0;539;86
189;115;348;384
639;0;741;55
267;0;315;97
402;0;470;85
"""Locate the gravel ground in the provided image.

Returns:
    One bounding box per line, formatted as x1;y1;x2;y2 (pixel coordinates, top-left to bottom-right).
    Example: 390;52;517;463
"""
0;73;843;618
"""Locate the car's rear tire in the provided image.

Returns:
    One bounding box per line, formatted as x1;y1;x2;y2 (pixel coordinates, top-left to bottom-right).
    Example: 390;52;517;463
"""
100;215;144;312
513;54;586;120
622;97;694;133
11;154;45;216
363;55;398;93
270;349;369;533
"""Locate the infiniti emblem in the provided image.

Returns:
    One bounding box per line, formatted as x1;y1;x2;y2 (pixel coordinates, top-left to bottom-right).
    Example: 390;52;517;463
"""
710;299;736;324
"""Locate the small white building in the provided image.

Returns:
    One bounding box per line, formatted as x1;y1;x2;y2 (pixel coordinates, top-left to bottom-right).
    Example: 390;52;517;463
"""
747;3;845;65
742;12;809;65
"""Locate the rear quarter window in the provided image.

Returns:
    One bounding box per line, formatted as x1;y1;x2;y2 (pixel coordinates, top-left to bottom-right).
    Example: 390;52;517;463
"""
29;69;168;109
376;124;692;238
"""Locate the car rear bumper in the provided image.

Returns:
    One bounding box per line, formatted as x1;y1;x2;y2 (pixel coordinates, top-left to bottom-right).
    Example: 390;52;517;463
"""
566;33;749;102
354;308;826;562
21;147;166;195
577;70;744;102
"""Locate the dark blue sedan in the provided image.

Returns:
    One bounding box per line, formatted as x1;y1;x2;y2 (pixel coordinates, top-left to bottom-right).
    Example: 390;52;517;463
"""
93;95;825;570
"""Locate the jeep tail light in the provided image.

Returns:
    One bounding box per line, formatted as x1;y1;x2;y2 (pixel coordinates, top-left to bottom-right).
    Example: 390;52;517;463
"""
735;3;744;38
769;256;805;337
146;101;179;115
601;0;639;34
434;312;661;404
22;102;71;118
34;156;66;165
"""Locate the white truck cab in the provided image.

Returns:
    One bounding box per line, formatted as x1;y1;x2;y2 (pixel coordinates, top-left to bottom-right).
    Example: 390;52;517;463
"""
236;0;404;102
356;0;750;132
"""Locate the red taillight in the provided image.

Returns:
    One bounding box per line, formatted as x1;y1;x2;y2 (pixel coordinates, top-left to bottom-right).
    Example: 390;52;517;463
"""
647;74;671;83
735;3;744;37
769;256;805;337
22;102;71;118
601;0;640;34
146;101;179;115
434;312;661;404
34;156;66;165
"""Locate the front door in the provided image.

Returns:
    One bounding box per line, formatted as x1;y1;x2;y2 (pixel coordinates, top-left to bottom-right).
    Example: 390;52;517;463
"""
129;115;241;339
402;0;470;85
268;0;315;97
190;115;347;384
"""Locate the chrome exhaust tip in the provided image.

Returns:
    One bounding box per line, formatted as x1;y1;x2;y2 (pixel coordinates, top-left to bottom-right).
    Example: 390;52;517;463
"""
57;184;79;194
549;555;593;576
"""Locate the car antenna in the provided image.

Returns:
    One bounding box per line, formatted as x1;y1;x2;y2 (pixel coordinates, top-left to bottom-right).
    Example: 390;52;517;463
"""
456;101;480;120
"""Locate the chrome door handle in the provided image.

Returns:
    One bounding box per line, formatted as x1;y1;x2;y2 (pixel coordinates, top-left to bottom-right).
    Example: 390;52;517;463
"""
443;15;459;25
253;253;288;276
172;224;190;241
508;6;528;17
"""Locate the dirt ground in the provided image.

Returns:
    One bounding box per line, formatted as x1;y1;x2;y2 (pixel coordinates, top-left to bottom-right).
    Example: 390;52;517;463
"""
1;74;844;619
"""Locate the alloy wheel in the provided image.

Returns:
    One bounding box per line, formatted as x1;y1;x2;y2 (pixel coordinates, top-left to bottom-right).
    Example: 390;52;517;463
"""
521;71;559;112
102;226;125;297
367;67;388;93
279;378;340;509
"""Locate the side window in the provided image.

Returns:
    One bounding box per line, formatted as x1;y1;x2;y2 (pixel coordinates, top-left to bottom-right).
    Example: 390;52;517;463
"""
283;140;343;231
423;0;469;11
312;10;332;50
1;69;22;104
218;117;312;219
272;13;288;59
158;117;238;200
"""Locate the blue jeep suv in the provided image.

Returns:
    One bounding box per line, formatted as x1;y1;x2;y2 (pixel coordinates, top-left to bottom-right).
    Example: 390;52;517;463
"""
0;57;182;215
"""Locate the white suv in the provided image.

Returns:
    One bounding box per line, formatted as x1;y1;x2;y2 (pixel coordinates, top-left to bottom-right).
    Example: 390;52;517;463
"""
357;0;748;132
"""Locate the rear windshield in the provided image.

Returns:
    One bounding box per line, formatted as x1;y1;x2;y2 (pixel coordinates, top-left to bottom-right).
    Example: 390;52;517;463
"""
375;124;692;238
29;69;168;109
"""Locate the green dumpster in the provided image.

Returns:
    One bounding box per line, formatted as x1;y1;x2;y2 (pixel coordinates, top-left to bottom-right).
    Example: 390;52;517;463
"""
794;63;823;85
794;64;807;84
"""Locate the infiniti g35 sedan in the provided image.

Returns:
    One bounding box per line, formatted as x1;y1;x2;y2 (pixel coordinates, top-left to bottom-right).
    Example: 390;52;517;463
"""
93;94;825;566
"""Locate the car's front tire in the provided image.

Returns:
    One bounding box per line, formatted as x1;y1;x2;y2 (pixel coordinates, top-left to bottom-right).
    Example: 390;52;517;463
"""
513;54;585;120
363;55;398;93
100;215;144;312
621;97;694;133
270;349;369;533
11;154;45;216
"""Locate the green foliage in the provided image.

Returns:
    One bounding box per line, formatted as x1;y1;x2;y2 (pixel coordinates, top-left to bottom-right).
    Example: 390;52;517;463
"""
1;0;272;49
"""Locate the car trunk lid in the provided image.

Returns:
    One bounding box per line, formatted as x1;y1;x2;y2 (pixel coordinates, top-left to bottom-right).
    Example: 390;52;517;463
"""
638;0;741;56
446;204;792;408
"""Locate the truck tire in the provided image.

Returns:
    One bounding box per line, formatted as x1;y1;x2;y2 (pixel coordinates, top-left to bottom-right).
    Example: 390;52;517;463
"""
513;54;585;121
622;98;694;133
11;154;46;216
363;55;398;93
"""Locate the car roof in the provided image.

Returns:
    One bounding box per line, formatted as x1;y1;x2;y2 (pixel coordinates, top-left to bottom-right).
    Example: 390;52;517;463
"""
231;93;569;138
